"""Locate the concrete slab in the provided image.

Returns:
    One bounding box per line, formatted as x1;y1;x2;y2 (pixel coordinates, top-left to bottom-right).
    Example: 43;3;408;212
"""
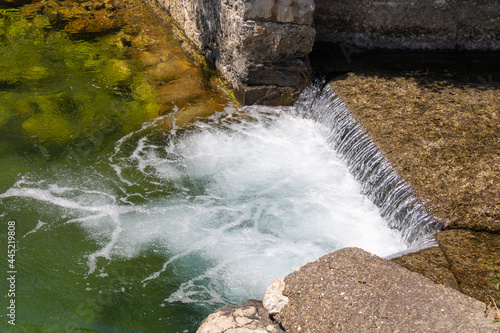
275;247;499;332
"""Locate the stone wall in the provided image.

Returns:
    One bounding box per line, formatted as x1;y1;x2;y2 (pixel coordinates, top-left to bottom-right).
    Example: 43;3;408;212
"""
315;0;500;51
151;0;499;104
151;0;316;105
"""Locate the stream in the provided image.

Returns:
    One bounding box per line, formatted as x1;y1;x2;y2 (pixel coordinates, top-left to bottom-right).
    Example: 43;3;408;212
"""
0;2;439;332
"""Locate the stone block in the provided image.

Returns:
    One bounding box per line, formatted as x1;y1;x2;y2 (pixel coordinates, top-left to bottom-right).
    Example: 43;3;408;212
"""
152;0;316;104
197;300;285;333
275;247;498;332
244;0;315;25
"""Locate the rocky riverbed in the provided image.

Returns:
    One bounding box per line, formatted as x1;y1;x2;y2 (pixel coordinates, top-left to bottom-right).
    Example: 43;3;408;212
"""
329;70;500;305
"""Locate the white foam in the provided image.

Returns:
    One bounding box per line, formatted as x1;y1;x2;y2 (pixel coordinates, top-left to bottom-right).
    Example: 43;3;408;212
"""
1;107;409;305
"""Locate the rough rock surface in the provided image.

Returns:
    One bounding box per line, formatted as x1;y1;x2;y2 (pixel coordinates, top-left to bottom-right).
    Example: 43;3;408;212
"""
197;300;285;333
329;72;500;305
263;278;289;315
151;0;315;104
315;0;500;51
274;247;499;333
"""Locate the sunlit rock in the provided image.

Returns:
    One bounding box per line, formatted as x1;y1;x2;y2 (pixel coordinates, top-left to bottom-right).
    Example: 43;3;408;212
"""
262;278;289;315
197;300;285;333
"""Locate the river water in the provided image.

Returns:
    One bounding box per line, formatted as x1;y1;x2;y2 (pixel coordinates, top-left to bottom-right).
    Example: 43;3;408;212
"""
0;4;438;333
1;99;439;332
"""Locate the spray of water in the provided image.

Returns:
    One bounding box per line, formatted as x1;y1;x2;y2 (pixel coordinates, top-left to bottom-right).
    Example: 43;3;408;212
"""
295;84;441;252
0;85;439;308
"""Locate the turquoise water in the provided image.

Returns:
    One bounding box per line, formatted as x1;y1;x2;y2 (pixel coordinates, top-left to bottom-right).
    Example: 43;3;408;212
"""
1;107;411;332
1;5;422;333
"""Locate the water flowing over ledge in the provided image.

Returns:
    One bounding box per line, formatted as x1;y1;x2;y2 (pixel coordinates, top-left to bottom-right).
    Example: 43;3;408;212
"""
0;81;442;331
295;83;442;255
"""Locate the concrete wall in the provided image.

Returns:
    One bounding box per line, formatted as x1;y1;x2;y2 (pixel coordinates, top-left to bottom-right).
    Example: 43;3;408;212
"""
315;0;500;51
151;0;316;105
151;0;499;105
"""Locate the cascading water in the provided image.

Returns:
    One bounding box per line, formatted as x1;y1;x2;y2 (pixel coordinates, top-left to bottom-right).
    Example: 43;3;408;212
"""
0;85;440;332
295;84;442;254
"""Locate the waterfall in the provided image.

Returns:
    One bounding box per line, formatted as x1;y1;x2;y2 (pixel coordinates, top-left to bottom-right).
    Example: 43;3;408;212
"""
0;82;442;331
295;83;442;255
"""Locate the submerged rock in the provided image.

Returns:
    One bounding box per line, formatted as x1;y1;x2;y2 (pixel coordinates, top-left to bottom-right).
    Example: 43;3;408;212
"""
0;0;31;7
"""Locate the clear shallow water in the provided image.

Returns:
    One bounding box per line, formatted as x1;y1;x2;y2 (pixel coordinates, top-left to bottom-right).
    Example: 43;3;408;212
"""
0;106;414;332
0;5;438;331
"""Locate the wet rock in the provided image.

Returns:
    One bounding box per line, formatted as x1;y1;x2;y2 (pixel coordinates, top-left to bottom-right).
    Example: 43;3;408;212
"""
235;84;296;106
64;11;124;35
171;98;225;127
135;48;175;68
146;60;196;82
37;0;125;36
197;300;285;333
0;0;32;7
21;3;45;19
275;247;498;333
157;76;206;109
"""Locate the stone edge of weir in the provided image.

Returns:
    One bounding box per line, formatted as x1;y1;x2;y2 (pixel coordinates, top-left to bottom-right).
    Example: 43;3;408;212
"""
144;0;316;106
146;0;317;105
197;247;499;333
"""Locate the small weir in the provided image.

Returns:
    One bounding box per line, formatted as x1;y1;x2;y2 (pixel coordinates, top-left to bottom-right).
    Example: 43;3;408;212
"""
0;83;441;332
295;84;442;254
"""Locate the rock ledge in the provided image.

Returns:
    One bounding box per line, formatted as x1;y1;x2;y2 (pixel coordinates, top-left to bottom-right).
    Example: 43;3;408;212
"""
198;247;499;332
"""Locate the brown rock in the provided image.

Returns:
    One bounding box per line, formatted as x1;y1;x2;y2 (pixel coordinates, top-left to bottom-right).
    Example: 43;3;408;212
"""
146;60;197;82
329;72;500;308
436;229;500;304
171;98;225;127
392;246;459;290
64;12;124;35
329;73;500;233
157;76;206;108
275;247;498;333
21;3;45;19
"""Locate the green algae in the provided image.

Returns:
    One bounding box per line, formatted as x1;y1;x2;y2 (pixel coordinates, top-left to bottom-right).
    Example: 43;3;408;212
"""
0;7;160;159
0;0;234;163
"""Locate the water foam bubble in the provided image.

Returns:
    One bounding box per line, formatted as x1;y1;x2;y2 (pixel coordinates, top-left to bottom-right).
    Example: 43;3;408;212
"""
1;107;409;305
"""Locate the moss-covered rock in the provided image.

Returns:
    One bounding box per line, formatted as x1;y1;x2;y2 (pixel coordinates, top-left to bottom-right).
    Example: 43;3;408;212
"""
0;0;32;8
0;105;10;129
